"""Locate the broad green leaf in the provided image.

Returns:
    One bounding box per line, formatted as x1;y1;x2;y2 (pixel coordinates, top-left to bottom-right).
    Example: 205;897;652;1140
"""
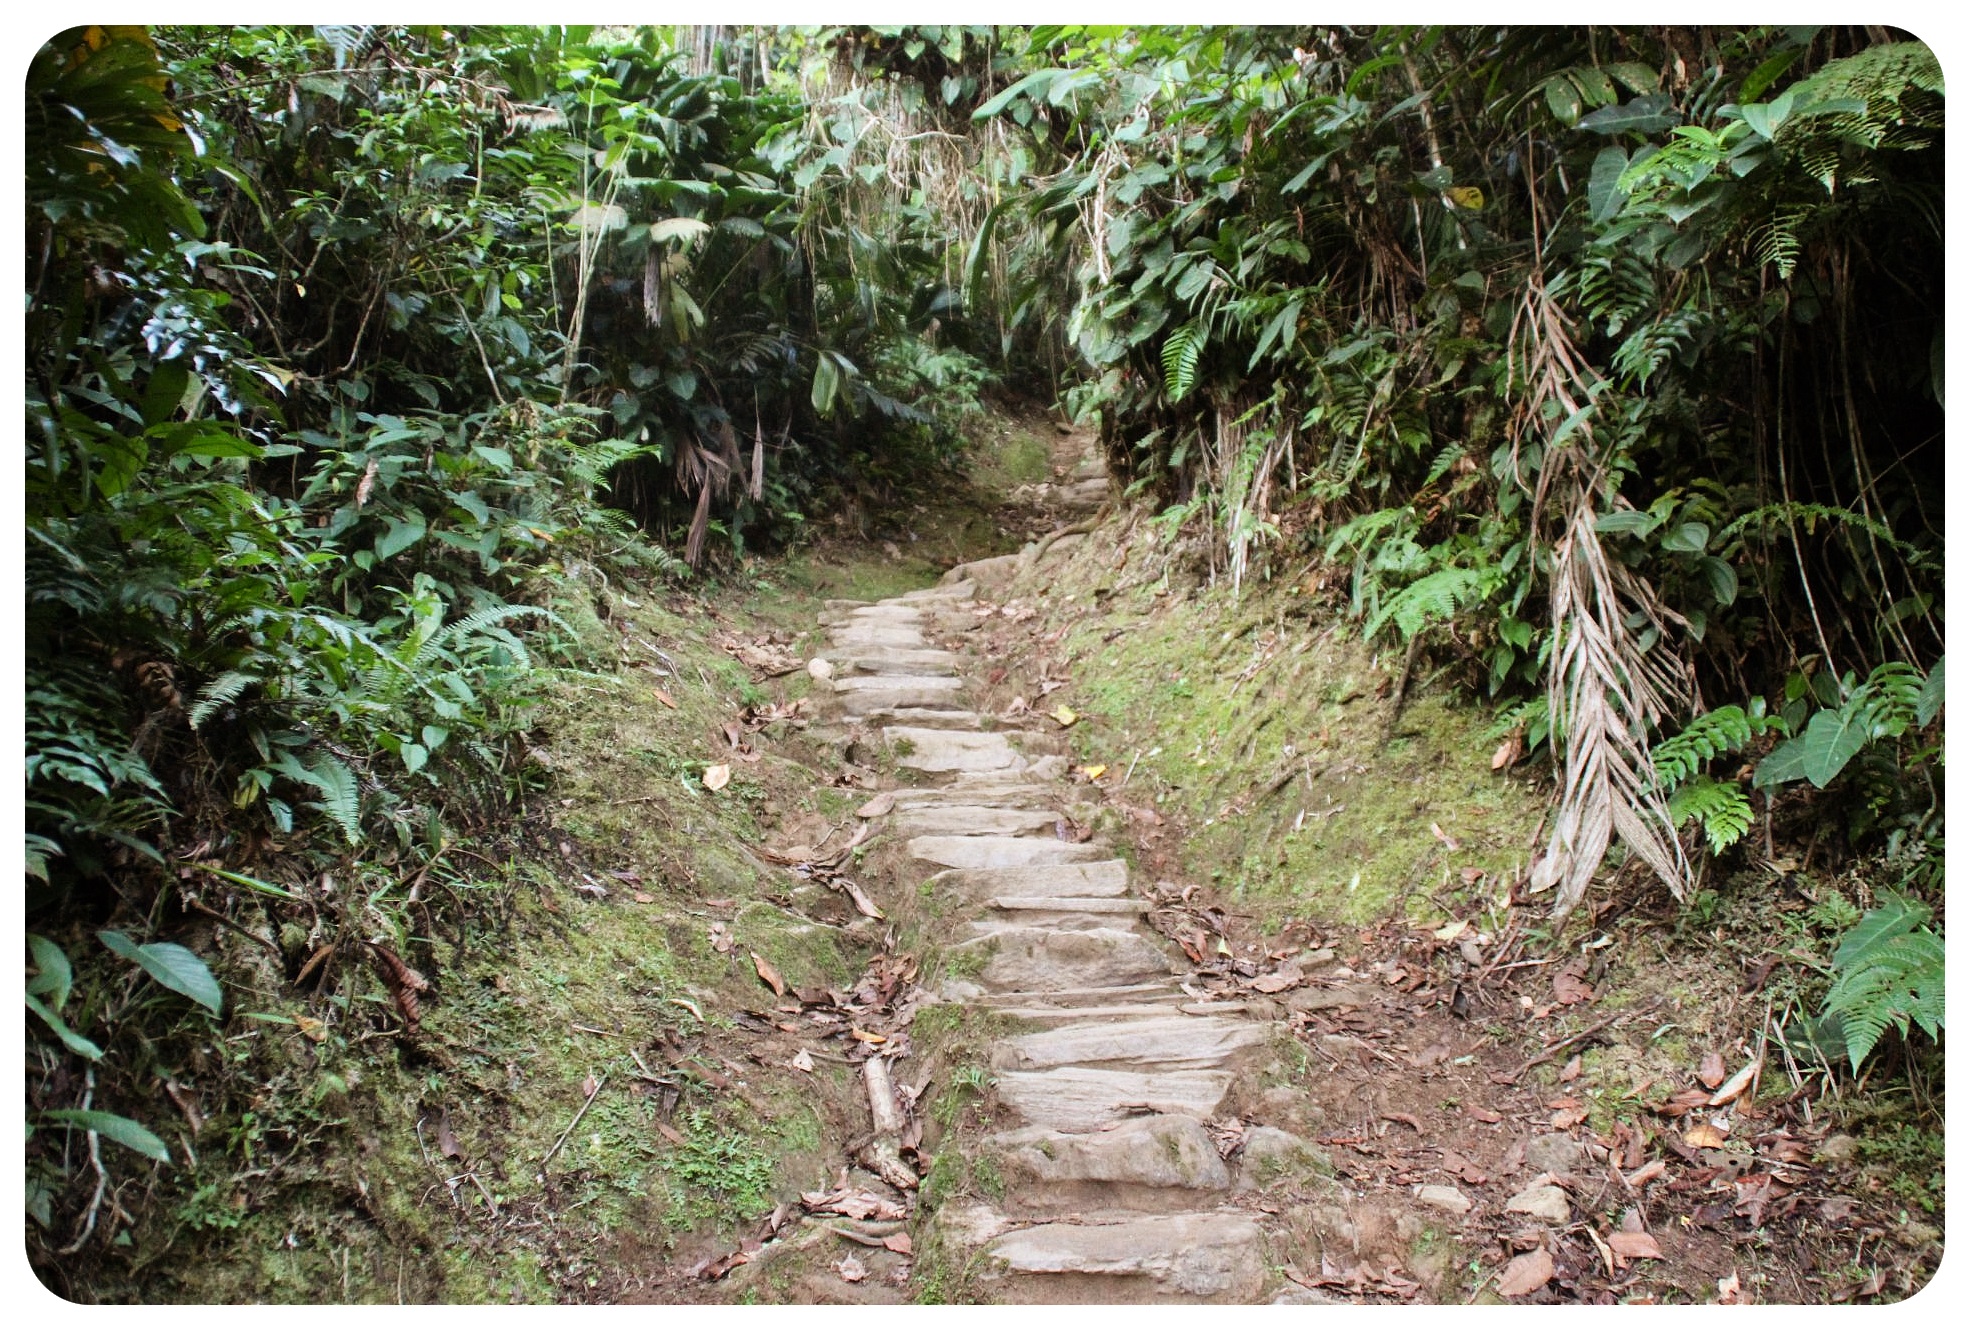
647;216;710;246
1917;656;1944;728
26;933;73;1010
1753;734;1809;789
1660;521;1710;553
1577;94;1680;136
811;353;840;414
26;993;103;1061
1795;706;1870;788
44;1110;171;1163
1700;556;1739;607
99;930;224;1015
400;742;428;776
375;513;427;559
1588;146;1630;222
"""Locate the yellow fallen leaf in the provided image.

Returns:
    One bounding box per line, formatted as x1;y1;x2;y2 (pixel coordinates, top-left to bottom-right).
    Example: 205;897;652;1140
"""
1079;764;1107;781
703;763;731;791
1434;919;1469;942
1050;705;1079;727
1447;185;1485;210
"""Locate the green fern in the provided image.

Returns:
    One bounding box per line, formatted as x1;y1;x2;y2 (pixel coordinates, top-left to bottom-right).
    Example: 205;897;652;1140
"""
1161;321;1205;402
188;670;259;730
1363;565;1484;642
1666;774;1754;854
1651;704;1774;786
276;752;362;844
1824;892;1945;1072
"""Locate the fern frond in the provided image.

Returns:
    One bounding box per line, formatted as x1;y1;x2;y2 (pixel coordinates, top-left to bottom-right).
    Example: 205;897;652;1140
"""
277;752;362;844
1652;704;1771;786
1666;775;1754;854
188;671;259;729
1423;442;1466;486
1162;321;1205;402
1364;566;1483;642
1824;894;1944;1071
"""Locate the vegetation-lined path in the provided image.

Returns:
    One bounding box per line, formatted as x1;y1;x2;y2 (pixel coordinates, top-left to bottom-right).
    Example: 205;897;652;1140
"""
808;447;1310;1302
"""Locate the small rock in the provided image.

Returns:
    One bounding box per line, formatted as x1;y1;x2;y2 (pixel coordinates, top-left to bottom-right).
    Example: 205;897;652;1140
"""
1303;948;1337;965
807;656;835;680
1525;1132;1584;1175
1260;1085;1301;1111
1271;1287;1339;1305
1415;1184;1473;1215
1817;1133;1859;1164
1505;1184;1571;1224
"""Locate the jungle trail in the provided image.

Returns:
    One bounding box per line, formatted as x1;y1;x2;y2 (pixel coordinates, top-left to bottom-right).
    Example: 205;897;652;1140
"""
23;25;1943;1305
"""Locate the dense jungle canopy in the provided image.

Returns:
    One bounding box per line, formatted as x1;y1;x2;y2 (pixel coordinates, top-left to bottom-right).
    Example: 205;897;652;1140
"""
23;24;1943;1302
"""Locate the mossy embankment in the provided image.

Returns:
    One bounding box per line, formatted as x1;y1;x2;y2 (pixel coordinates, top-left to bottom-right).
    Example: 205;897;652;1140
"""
964;516;1547;934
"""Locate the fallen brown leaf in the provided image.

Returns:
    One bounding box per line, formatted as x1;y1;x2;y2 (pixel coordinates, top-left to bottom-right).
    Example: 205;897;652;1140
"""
653;688;677;709
1684;1122;1728;1149
1708;1059;1760;1107
657;1122;687;1145
1698;1050;1727;1089
1606;1231;1663;1260
751;951;787;996
703;763;731;791
1495;1248;1554;1298
883;1232;913;1255
836;1256;867;1283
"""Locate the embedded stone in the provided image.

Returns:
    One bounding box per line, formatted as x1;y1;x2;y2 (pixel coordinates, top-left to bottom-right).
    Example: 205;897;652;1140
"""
883;728;1022;773
892;805;1062;838
982;1212;1265;1303
992;1067;1233;1133
1505;1184;1571;1224
994;1015;1269;1072
991;1115;1231;1191
951;925;1174;990
1416;1185;1473;1215
929;861;1131;899
906;835;1105;870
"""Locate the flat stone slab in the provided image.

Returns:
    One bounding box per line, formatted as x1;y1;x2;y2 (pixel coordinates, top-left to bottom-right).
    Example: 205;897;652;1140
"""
830;625;928;649
837;648;960;676
952;925;1176;992
892;784;1058;810
883;728;1022;773
930;861;1131;899
897;580;976;602
991;1114;1230;1192
993;1015;1270;1072
906;836;1105;870
993;1067;1235;1133
892;805;1062;838
988;895;1142;913
853;707;983;731
834;675;964;709
982;1212;1265;1303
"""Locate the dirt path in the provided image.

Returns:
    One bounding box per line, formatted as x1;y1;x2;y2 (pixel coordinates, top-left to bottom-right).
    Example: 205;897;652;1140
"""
687;419;1934;1306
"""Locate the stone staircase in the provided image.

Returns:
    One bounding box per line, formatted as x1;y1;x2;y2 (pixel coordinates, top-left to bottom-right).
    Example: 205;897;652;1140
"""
807;497;1325;1304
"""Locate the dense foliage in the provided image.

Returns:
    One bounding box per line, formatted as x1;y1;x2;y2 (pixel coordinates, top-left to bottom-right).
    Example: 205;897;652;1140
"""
22;22;1944;1285
959;25;1943;928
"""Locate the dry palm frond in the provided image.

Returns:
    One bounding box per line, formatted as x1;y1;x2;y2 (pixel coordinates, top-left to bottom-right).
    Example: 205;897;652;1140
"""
1530;495;1692;918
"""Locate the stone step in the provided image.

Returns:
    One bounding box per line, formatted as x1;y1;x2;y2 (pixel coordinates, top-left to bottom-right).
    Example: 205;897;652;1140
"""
992;1015;1271;1072
895;580;976;602
981;1211;1266;1304
981;981;1184;1007
949;926;1176;991
906;836;1106;871
849;707;984;731
829;625;929;649
882;728;1023;774
928;861;1131;899
892;806;1063;838
832;675;965;709
988;1114;1230;1196
821;599;874;611
891;785;1058;811
992;1066;1236;1134
989;1001;1253;1024
987;895;1143;913
834;648;960;676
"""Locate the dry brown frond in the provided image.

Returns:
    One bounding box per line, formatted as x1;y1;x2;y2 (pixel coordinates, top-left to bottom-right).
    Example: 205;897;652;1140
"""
1530;494;1692;918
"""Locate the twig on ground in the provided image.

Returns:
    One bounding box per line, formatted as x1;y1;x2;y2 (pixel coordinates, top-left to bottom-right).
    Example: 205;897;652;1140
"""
541;1074;606;1169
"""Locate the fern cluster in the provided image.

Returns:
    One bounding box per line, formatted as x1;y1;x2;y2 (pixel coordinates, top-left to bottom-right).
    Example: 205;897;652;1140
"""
1823;892;1945;1072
